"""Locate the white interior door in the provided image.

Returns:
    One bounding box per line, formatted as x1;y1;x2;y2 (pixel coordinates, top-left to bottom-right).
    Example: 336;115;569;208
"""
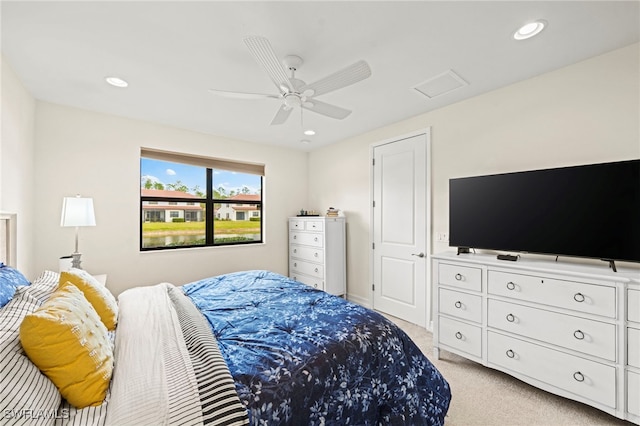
372;131;430;326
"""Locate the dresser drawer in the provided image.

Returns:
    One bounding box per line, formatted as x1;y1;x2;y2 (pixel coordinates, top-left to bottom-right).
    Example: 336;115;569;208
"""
290;272;322;290
305;220;324;231
488;299;616;361
628;326;640;368
290;245;324;263
629;289;640;323
290;231;324;248
439;288;482;323
488;271;616;318
488;331;616;408
628;370;640;417
439;263;482;292
289;219;305;230
438;316;482;358
290;259;324;278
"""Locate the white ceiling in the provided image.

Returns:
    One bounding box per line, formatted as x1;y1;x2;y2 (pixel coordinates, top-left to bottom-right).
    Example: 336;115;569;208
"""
2;1;639;151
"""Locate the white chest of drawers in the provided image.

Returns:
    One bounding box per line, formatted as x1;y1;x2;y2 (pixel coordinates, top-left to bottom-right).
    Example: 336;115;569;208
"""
289;217;346;296
628;287;640;420
432;252;640;424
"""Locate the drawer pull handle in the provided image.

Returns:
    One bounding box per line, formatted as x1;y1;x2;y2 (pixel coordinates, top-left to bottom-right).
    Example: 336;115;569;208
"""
506;281;516;290
454;301;462;309
314;253;318;257
293;249;297;253
314;268;319;273
573;292;585;303
506;313;515;323
573;371;585;382
314;237;319;242
573;330;585;340
455;273;463;281
455;332;463;340
314;284;318;288
506;349;515;358
293;263;297;267
293;235;297;239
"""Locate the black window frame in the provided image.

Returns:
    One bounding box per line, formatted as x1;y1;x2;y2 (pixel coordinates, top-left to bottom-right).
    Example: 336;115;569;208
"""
140;155;264;251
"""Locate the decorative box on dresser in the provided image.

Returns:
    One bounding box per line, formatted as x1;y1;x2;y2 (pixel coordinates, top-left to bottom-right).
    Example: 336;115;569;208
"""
432;252;640;424
289;217;346;296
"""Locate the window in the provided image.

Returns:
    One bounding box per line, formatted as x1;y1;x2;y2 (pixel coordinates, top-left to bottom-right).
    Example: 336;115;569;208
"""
140;148;264;250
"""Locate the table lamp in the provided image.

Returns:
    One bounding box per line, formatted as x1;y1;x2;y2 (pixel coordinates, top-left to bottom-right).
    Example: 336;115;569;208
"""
60;195;96;269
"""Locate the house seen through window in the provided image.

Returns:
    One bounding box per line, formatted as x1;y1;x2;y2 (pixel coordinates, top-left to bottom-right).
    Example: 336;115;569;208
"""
140;148;263;250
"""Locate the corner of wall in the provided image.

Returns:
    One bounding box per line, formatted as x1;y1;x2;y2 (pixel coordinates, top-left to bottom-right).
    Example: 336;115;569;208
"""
1;54;37;277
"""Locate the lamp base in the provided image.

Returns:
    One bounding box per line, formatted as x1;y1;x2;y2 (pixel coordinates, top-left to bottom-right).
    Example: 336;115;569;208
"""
71;252;83;269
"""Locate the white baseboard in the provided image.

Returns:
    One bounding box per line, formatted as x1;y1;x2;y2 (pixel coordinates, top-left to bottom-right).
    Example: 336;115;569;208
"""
345;292;371;309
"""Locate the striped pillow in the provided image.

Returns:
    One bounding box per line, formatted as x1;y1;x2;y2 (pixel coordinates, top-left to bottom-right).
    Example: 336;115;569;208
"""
25;270;60;304
0;286;62;426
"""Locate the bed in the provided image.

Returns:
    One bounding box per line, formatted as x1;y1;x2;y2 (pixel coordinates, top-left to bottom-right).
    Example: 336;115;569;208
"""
1;217;450;425
182;270;451;424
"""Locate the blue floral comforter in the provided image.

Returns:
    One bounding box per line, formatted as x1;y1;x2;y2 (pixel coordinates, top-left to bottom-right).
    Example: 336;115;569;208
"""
183;270;451;425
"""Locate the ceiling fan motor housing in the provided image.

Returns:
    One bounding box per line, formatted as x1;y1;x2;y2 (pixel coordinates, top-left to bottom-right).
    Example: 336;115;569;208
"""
283;55;304;71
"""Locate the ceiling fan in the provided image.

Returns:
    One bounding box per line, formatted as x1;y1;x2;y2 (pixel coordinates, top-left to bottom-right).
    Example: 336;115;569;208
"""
209;36;372;125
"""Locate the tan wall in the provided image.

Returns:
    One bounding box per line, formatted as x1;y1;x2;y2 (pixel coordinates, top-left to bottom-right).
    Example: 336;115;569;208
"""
3;44;639;300
0;55;37;276
308;43;640;305
32;103;309;296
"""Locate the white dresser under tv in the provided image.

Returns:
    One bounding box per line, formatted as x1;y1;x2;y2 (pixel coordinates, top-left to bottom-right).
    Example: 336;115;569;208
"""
432;252;640;424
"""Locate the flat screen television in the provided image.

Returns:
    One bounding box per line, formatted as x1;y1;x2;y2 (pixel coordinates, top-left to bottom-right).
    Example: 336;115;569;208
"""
449;159;640;266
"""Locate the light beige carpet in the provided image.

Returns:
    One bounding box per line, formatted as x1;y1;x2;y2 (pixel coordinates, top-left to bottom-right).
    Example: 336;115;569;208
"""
384;315;632;426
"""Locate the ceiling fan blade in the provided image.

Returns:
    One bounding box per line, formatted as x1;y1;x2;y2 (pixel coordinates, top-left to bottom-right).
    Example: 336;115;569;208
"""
303;99;351;120
271;104;293;125
243;36;294;94
208;89;280;100
301;60;371;97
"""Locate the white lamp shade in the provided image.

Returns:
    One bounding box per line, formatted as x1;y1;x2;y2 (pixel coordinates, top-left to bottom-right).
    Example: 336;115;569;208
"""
60;197;96;227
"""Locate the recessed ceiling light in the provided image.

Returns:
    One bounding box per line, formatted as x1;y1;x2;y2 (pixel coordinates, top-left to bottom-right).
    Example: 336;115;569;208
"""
513;20;546;40
105;76;128;88
300;139;311;145
303;129;316;136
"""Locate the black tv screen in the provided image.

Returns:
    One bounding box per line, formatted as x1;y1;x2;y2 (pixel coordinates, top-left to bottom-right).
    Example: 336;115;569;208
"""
449;159;640;263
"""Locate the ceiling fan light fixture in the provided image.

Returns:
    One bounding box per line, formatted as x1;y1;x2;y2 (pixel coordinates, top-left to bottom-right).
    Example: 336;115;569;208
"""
514;20;546;40
284;94;302;108
105;76;128;88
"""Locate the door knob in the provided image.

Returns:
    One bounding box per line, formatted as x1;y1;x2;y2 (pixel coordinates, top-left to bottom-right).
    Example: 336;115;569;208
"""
411;252;425;258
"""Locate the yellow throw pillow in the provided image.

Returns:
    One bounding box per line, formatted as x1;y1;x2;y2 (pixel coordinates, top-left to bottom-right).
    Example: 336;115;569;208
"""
60;269;118;330
19;283;113;408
